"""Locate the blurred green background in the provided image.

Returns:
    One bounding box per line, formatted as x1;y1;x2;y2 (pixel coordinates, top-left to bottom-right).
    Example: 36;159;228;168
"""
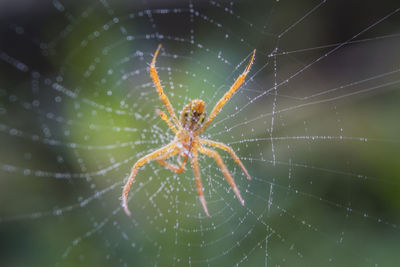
1;0;400;266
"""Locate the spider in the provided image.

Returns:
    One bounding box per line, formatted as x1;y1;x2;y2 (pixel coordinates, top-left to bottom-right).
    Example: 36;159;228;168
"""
122;44;256;217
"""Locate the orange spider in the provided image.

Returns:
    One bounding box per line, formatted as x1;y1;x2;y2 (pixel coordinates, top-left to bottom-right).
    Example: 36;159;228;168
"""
122;44;255;217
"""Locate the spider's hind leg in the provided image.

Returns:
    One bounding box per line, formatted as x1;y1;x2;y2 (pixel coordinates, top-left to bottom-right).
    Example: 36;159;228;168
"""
197;49;256;135
156;109;178;134
150;44;181;127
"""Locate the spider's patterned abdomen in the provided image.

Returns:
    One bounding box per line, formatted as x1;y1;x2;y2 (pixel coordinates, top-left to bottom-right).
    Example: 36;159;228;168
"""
180;99;206;132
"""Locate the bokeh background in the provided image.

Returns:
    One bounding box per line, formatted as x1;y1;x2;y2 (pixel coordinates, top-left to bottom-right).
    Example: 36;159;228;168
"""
1;0;400;266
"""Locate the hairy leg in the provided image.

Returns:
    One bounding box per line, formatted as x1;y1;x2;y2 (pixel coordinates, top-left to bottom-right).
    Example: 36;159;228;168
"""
191;149;210;217
199;139;251;180
198;146;244;206
198;49;256;134
150;44;181;128
156;109;178;134
122;142;177;216
157;154;188;173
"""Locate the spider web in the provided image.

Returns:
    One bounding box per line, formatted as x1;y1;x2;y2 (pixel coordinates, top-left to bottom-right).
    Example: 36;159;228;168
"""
1;0;400;266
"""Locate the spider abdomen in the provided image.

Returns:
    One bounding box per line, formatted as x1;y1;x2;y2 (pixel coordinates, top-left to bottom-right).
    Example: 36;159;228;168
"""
180;99;206;131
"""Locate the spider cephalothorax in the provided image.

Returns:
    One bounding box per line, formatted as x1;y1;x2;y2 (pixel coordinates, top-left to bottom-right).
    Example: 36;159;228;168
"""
180;99;206;131
122;44;255;217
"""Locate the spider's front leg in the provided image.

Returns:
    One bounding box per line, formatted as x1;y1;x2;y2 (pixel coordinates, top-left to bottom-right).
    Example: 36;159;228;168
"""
191;149;210;217
198;146;245;206
157;154;188;173
199;139;251;180
122;142;177;216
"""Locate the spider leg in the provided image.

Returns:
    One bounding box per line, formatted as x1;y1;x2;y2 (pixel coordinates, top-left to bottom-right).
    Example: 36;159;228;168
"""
191;149;210;217
150;44;181;128
156;109;178;134
197;49;256;135
157;153;188;173
122;142;177;216
199;139;251;180
198;146;245;206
